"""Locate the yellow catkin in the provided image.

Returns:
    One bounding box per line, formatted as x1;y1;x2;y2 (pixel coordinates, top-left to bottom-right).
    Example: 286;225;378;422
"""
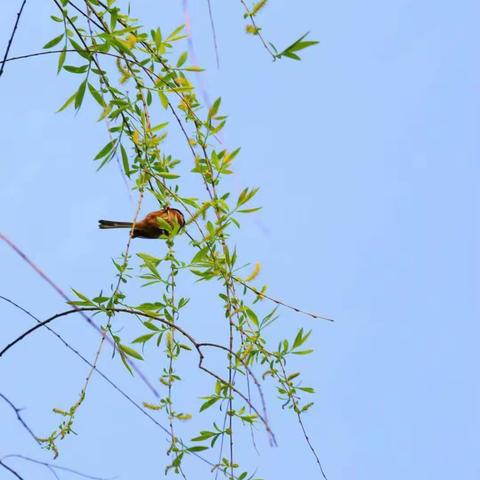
143;402;161;410
124;33;138;48
132;130;140;145
251;0;268;16
245;262;261;282
245;24;260;35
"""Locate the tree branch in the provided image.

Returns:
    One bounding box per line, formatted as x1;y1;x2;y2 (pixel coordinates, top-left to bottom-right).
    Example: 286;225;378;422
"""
0;232;160;398
0;393;39;444
1;455;114;480
0;460;24;479
0;0;27;77
1;305;276;443
0;297;221;471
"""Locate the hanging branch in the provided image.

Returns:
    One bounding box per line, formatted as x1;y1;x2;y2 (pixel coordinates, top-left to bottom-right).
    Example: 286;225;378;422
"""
1;0;327;477
0;296;223;471
0;232;160;398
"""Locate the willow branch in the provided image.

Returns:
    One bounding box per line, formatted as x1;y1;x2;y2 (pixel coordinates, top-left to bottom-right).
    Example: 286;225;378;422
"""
0;393;39;444
1;455;114;480
0;297;222;470
0;0;27;77
1;305;275;443
0;461;23;480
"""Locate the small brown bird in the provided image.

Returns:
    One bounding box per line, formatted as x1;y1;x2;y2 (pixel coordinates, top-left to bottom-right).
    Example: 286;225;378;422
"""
98;207;185;239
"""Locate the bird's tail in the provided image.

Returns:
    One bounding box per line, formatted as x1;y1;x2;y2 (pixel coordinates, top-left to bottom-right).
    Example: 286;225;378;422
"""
98;220;133;229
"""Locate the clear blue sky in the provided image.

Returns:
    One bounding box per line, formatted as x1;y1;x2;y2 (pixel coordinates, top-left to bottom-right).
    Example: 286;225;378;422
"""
1;1;478;479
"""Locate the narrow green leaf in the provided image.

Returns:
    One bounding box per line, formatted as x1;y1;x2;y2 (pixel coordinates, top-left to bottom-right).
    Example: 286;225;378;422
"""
156;171;179;179
94;139;116;160
87;82;106;107
119;344;144;360
43;34;64;49
158;90;169;109
199;396;220;412
74;79;87;110
57;48;67;74
176;51;188;67
187;446;209;452
56;91;76;112
208;97;221;121
299;387;315;393
64;64;89;74
132;333;155;344
120;144;130;177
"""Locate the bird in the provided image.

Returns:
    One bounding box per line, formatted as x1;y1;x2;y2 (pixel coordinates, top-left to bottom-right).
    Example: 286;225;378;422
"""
98;207;185;239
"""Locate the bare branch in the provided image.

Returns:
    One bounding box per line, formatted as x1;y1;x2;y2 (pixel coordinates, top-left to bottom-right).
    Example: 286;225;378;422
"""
206;0;220;68
0;0;27;77
0;460;24;479
0;393;39;444
234;276;334;321
1;455;115;480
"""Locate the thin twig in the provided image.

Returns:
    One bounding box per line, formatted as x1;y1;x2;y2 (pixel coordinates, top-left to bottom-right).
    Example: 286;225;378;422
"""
0;297;219;471
1;306;275;443
234;276;334;322
296;413;328;479
1;455;114;480
0;461;23;480
238;0;276;59
0;0;27;77
0;393;39;444
0;231;160;398
182;0;214;110
206;0;220;68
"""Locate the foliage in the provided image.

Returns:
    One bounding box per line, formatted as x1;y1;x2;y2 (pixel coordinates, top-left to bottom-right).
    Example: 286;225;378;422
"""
7;0;324;478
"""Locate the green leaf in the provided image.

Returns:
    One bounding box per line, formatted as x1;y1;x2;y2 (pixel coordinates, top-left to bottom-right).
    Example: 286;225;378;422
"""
244;306;259;327
276;32;319;61
64;64;89;74
158;90;169;109
120;144;131;177
132;333;155;344
74;79;87;110
94;139;116;160
208;97;221;121
199;396;220;412
119;344;144;360
156;171;179;179
176;51;188;67
293;328;304;349
238;207;262;214
191;431;216;441
69;39;91;60
299;387;315;394
43;34;64;49
57;48;67;74
191;247;209;265
143;321;160;331
187;446;209;452
88;83;106;107
56;91;76;112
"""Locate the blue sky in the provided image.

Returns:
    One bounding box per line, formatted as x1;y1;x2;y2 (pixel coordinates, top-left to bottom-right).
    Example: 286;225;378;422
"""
1;1;478;479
